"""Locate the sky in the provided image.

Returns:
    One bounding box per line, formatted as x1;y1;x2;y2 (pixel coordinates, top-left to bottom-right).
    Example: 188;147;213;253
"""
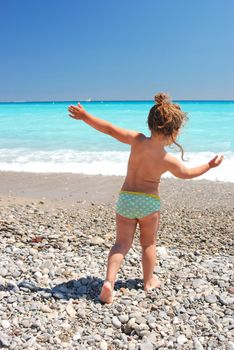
1;0;234;101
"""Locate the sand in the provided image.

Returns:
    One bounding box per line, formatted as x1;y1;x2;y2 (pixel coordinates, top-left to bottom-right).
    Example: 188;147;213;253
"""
0;170;233;209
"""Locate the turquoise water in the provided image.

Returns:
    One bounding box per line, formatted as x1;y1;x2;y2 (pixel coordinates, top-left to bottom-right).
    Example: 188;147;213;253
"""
0;100;233;181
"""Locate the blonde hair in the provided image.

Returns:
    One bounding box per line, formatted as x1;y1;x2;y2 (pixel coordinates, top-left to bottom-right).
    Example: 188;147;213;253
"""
147;92;188;159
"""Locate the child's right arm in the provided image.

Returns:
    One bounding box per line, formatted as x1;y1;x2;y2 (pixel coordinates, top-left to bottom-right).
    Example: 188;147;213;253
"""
166;154;223;179
68;103;142;145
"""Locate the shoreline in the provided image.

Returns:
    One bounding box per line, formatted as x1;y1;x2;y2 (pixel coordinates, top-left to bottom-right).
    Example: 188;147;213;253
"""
0;170;233;209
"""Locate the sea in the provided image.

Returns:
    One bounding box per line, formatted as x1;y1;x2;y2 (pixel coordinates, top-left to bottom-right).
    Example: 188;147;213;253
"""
0;100;233;182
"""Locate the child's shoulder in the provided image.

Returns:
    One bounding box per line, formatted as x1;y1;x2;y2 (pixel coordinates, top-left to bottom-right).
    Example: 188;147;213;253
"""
130;133;147;149
138;133;147;139
133;132;147;143
164;152;179;163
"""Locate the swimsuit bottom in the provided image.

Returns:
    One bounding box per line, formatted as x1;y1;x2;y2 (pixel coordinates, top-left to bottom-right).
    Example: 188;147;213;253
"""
116;191;161;219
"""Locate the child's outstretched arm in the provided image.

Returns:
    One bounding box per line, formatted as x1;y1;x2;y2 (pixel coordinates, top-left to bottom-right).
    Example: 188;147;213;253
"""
166;154;223;179
68;103;142;145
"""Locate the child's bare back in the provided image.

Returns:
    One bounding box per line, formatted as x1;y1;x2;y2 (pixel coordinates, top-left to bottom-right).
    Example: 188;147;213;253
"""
122;134;169;195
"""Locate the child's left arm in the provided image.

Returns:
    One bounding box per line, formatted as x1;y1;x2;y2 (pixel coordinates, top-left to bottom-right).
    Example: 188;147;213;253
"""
166;154;223;179
68;103;142;145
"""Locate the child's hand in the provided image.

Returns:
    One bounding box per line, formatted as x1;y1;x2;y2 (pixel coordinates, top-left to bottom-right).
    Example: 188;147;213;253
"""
208;155;224;168
68;103;87;120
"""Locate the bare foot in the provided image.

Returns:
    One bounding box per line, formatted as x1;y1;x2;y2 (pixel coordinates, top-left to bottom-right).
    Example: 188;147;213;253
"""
144;275;161;292
99;281;114;303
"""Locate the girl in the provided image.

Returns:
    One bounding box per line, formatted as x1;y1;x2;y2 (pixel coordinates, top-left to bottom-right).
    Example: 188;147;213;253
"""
68;93;223;303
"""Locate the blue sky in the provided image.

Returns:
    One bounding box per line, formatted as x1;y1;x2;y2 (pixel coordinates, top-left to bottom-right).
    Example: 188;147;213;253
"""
1;0;234;101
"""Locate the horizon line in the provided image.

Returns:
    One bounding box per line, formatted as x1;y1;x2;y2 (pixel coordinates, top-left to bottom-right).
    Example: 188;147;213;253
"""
0;99;234;103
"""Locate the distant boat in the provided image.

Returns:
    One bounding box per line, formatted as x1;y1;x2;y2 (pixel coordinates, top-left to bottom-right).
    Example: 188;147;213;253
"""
85;98;92;102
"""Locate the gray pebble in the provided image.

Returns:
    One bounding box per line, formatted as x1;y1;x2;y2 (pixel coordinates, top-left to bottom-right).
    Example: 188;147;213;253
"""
1;320;10;329
100;340;108;350
219;294;234;305
193;338;204;350
205;294;217;303
0;332;10;347
118;314;129;324
140;339;153;350
0;268;8;277
112;316;122;328
192;279;207;289
18;280;38;291
227;342;234;350
177;334;188;345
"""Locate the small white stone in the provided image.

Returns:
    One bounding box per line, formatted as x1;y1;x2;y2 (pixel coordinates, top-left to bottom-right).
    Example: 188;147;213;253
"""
227;341;234;350
90;237;104;245
40;304;52;313
193;338;204;350
60;342;70;348
157;246;168;259
42;268;50;274
205;294;217;303
0;333;10;347
167;341;174;348
73;332;81;341
177;334;188;345
118;314;129;324
172;316;179;324
128;342;136;350
140;340;154;350
61;323;71;331
1;320;10;329
66;301;76;318
34;271;42;278
112;316;121;328
100;340;108;350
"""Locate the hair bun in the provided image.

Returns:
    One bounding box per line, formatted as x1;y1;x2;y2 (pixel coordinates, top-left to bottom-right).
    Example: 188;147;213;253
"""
154;92;171;105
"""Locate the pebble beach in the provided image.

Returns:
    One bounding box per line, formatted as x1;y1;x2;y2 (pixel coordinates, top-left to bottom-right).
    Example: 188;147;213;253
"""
0;171;233;350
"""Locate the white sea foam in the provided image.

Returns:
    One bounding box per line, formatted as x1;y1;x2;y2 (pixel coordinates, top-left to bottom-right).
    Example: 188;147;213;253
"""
0;149;233;182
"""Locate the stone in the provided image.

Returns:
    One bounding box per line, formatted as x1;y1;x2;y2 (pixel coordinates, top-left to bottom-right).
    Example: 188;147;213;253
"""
193;338;204;350
228;286;234;294
66;301;76;318
40;304;52;313
140;339;153;350
192;279;207;289
205;294;217;303
227;342;234;350
177;334;188;345
73;332;81;341
118;314;129;324
0;268;8;277
90;237;104;245
1;320;10;329
0;332;10;347
128;342;137;350
157;246;168;259
218;294;234;305
18;280;38;291
100;340;108;350
112;316;121;328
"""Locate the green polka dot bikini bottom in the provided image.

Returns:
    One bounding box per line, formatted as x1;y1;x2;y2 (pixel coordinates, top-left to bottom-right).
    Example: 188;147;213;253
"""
116;191;161;219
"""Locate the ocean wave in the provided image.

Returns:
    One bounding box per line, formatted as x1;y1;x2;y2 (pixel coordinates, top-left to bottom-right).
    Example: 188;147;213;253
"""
0;149;233;182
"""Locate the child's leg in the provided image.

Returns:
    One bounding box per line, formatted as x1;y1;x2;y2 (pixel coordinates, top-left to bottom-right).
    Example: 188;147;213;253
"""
138;211;160;291
99;213;137;303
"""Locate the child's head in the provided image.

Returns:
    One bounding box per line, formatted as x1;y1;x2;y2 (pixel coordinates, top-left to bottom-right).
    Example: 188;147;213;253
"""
147;92;188;159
